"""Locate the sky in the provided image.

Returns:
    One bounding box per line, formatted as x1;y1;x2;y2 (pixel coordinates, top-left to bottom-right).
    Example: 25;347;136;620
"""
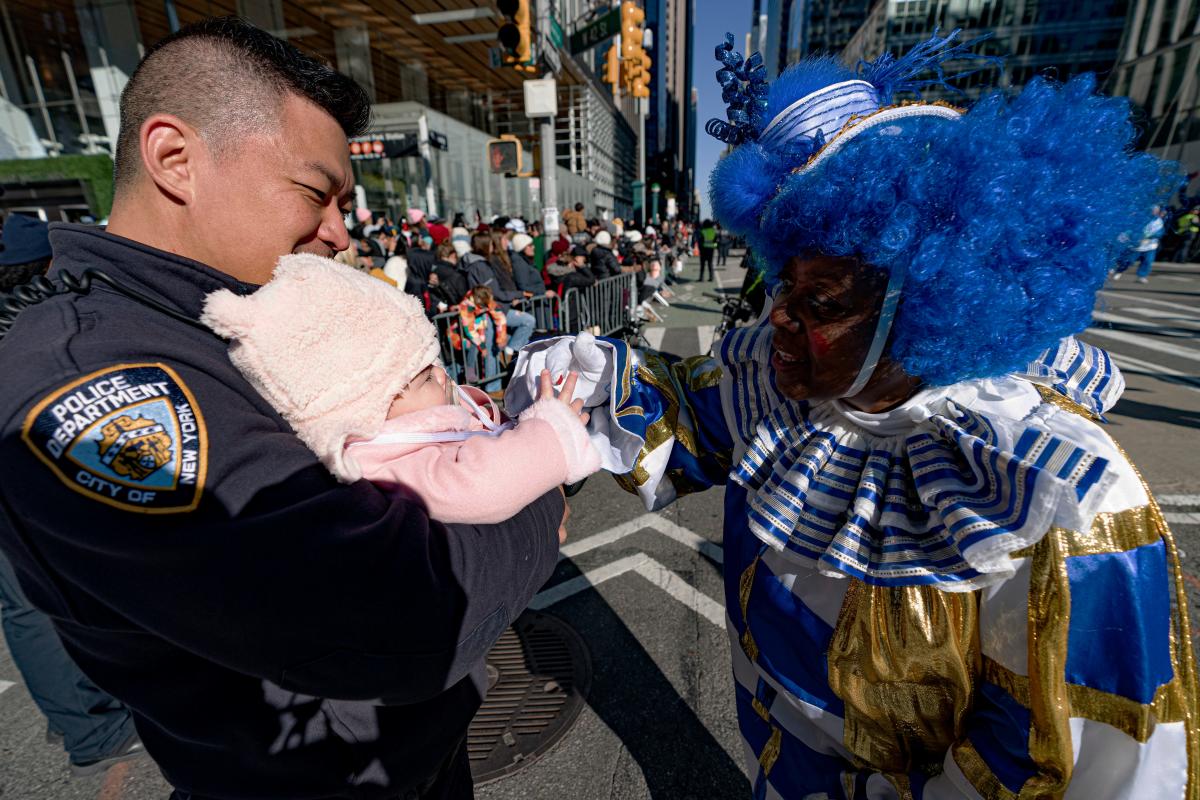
692;0;752;220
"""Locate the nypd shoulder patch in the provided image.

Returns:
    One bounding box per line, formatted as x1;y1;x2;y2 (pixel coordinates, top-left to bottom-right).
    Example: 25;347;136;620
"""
22;363;208;513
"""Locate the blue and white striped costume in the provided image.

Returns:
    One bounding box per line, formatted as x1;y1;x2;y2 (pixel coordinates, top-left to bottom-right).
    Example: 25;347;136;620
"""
510;330;1198;799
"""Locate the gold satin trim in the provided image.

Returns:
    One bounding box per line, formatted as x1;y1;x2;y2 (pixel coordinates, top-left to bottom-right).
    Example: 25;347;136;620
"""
1026;388;1199;798
983;656;1186;744
827;579;980;780
1010;505;1161;561
1032;383;1101;422
751;696;770;722
614;354;729;492
1023;526;1075;797
759;726;782;776
739;555;762;662
952;739;1019;800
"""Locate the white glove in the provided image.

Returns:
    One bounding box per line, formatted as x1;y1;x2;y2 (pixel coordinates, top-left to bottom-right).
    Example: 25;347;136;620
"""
543;332;610;408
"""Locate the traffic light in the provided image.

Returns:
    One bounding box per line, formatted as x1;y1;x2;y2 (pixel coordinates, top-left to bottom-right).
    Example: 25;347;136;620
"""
602;42;620;98
487;137;522;175
620;1;643;61
497;0;532;67
631;49;651;99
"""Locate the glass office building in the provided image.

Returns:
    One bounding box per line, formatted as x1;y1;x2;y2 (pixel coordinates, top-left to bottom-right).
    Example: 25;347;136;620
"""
843;0;1130;102
1109;0;1200;182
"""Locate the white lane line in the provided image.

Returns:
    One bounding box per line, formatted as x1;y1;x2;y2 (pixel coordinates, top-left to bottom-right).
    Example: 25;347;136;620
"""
1093;310;1200;336
697;325;715;354
531;553;649;610
647;514;725;564
1159;495;1200;505
534;551;726;627
1166;512;1200;525
1109;353;1199;391
559;512;724;564
559;513;660;561
633;559;725;627
1100;291;1200;315
1086;326;1200;363
0;680;15;696
644;326;666;350
1125;307;1200;330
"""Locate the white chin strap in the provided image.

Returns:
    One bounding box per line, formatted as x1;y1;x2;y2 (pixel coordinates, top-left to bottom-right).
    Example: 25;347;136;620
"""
349;385;512;448
840;264;906;399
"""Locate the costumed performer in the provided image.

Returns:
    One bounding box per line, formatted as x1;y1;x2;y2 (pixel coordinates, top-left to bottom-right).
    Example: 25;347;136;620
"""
505;30;1198;799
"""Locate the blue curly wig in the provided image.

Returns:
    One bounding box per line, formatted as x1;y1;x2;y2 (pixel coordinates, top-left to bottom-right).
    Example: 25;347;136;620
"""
711;71;1180;386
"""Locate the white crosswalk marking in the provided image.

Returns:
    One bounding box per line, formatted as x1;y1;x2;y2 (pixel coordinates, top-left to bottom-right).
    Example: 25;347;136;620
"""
1125;307;1200;331
1100;291;1200;316
538;514;727;624
1159;495;1200;505
0;680;15;696
1086;326;1200;362
1167;512;1200;525
1093;310;1199;336
643;327;666;350
696;325;715;353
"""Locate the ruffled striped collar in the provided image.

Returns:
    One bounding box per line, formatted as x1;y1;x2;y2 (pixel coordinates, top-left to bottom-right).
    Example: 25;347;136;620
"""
718;323;1122;590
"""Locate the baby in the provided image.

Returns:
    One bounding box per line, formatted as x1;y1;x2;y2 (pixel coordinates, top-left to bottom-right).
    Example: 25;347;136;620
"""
200;254;600;524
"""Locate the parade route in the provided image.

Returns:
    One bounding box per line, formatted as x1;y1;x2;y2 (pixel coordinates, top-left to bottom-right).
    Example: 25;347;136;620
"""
2;258;1199;800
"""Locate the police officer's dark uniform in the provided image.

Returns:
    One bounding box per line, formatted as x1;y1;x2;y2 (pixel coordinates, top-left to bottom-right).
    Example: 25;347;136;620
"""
0;223;563;798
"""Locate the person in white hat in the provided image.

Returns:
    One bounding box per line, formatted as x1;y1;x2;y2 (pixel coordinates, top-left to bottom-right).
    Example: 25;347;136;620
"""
201;254;599;523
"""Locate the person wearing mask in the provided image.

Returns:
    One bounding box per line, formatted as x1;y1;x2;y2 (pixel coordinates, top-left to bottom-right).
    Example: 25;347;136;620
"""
463;232;535;360
0;18;565;799
588;231;620;279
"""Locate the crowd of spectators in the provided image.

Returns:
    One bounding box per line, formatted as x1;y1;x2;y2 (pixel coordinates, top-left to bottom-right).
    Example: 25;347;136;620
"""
333;203;696;394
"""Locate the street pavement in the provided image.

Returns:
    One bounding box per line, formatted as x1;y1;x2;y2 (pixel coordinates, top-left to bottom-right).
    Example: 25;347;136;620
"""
2;253;1199;799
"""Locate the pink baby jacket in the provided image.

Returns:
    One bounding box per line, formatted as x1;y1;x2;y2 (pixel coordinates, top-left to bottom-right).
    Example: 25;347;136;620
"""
345;386;599;525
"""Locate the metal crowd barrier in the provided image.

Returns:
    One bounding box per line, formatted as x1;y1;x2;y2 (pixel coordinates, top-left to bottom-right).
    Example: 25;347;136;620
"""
429;276;636;392
431;293;564;391
560;272;637;338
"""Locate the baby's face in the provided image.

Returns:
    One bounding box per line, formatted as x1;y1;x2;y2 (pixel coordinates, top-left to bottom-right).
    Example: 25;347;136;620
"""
388;365;453;418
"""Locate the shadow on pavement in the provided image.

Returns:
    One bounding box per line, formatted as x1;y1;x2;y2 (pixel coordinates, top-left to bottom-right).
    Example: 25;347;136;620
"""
1112;397;1200;432
543;569;748;799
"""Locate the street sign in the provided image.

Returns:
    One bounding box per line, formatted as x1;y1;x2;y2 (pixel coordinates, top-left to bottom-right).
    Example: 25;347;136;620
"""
549;14;564;49
568;8;620;54
428;131;449;151
543;206;560;236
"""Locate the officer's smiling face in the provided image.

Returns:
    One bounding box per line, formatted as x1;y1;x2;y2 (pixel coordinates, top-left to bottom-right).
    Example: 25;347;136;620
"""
191;94;354;284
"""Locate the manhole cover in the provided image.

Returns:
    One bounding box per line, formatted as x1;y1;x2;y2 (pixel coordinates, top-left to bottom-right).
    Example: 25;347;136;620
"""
468;611;592;784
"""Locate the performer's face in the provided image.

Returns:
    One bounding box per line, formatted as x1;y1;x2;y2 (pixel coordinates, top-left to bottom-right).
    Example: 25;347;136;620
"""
768;254;890;402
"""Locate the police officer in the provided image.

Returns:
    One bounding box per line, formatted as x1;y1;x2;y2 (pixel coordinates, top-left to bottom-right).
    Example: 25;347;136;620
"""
0;17;565;800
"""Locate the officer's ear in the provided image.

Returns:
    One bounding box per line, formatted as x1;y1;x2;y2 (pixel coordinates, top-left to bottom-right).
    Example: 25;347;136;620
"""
139;113;201;205
200;289;253;340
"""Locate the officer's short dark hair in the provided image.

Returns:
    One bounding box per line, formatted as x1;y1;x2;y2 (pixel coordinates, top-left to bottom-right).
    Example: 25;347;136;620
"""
114;16;371;191
574;203;584;212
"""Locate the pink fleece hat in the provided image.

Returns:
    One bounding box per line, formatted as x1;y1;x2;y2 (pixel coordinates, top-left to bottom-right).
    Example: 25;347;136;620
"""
354;207;373;224
200;253;440;481
407;207;426;225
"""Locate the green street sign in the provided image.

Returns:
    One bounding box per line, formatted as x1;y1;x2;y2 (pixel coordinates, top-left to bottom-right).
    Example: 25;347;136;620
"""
550;14;564;49
568;8;620;55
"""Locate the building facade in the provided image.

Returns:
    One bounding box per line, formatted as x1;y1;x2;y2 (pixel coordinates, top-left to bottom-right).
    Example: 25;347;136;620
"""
842;0;1130;104
1108;0;1200;182
0;0;650;223
756;0;873;79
